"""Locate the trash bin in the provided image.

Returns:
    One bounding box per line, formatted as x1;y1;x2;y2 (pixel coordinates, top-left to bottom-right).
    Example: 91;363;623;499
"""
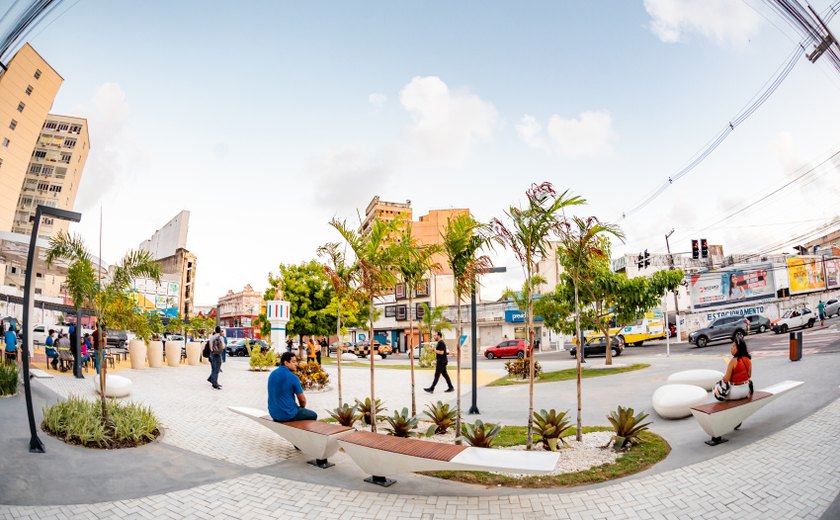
789;331;803;361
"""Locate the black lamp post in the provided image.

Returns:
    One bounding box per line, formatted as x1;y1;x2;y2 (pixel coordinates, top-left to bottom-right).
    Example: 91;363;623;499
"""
22;205;82;453
468;266;506;415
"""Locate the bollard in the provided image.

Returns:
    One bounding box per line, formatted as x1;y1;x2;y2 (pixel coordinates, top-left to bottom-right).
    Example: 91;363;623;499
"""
789;331;803;361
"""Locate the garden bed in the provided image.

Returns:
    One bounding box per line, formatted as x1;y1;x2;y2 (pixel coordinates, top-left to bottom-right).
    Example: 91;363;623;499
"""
488;363;649;387
42;396;161;449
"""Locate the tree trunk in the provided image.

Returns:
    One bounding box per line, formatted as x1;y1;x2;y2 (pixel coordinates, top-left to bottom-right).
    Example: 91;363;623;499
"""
602;303;613;366
369;295;376;433
408;292;416;416
455;294;462;443
99;325;108;424
574;283;582;441
337;299;343;408
526;266;535;450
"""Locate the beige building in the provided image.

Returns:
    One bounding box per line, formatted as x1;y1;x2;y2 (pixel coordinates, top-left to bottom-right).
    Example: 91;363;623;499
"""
0;43;63;232
361;196;412;236
155;248;197;318
218;284;263;337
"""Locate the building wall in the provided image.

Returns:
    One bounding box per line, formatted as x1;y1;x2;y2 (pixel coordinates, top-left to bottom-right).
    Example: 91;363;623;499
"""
139;210;190;260
361;196;412;236
218;284;263;336
155;248;197;317
414;208;469;275
0;44;63;233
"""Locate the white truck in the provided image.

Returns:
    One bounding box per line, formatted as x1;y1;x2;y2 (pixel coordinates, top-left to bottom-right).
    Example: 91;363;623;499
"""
771;307;816;333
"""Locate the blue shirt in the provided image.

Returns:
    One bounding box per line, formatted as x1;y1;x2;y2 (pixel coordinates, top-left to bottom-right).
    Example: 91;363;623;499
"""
267;366;303;421
4;330;17;352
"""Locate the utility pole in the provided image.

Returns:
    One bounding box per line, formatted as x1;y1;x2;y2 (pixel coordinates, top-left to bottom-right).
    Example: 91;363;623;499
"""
806;5;840;64
664;229;681;341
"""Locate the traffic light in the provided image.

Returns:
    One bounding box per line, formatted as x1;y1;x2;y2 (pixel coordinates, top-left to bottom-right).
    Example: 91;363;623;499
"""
637;253;644;269
691;240;699;259
644;249;651;268
700;238;708;259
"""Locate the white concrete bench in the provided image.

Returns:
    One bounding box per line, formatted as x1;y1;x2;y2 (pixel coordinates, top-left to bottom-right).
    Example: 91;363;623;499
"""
93;374;132;398
652;384;708;419
229;406;353;468
667;369;724;391
690;380;803;446
337;430;561;487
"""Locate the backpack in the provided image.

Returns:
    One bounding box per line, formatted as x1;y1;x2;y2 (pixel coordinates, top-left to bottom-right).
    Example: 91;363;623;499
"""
202;341;211;358
211;335;224;354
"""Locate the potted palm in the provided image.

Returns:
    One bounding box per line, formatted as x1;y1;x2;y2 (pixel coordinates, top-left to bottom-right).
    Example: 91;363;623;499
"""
146;312;164;368
126;308;151;370
164;314;184;367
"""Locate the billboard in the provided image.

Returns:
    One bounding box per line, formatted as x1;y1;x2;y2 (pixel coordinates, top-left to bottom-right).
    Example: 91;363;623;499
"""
689;263;775;309
787;256;826;294
824;257;840;289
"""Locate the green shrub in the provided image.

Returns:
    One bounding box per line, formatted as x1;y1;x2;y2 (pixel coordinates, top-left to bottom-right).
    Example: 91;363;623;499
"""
418;342;436;368
296;361;329;390
354;397;386;425
42;395;159;448
384;407;420;437
0;361;19;396
504;357;542;379
458;420;502;448
246;343;277;371
329;403;359;427
606;405;651;451
533;409;571;451
423;400;458;435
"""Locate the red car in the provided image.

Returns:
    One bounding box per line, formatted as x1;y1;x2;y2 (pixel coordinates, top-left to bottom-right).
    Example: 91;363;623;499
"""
484;339;532;360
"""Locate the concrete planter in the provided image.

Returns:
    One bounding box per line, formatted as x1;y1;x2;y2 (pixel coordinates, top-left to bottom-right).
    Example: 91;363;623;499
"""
147;341;163;368
186;341;203;365
128;339;147;369
166;340;183;367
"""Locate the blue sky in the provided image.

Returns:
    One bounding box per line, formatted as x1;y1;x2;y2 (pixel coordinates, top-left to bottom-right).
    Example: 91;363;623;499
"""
12;0;840;304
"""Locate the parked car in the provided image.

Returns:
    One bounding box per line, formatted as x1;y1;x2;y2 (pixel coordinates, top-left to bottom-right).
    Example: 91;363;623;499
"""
745;315;772;334
225;338;268;357
353;340;392;358
569;336;624;358
31;324;61;345
106;329;128;347
329;341;354;355
772;308;816;333
484;339;532;360
688;316;749;348
825;299;840;318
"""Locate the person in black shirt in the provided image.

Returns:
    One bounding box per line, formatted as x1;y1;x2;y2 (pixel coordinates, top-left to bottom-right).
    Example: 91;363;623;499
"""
424;331;454;393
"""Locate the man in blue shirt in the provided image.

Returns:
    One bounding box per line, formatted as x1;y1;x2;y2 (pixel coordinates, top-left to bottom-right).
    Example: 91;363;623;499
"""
268;352;317;422
3;323;17;362
45;329;58;370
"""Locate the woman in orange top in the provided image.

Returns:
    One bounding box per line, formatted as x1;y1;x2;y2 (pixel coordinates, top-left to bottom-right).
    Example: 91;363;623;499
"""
722;337;753;400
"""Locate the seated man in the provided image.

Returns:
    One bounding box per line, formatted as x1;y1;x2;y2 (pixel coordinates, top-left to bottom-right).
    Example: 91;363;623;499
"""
268;352;317;422
44;329;58;370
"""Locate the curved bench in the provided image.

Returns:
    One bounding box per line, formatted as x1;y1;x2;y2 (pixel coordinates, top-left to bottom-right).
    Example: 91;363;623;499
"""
337;430;560;487
229;406;353;468
667;369;724;391
652;384;708;419
94;375;132;398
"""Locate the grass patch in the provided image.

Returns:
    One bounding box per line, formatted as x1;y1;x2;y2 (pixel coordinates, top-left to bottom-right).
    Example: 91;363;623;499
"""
424;426;669;487
0;361;19;396
320;357;434;370
488;363;649;387
42;396;160;449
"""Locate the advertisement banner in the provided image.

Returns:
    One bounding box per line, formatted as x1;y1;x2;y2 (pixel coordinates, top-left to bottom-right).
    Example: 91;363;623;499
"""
787;256;826;294
167;282;179;296
689;263;775;309
824;257;840;289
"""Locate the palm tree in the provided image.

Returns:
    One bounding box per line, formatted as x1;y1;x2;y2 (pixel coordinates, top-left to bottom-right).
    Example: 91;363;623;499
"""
317;241;359;408
490;182;585;449
46;231;161;422
393;222;441;416
557;215;623;440
329;217;398;433
418;303;451;343
441;214;494;439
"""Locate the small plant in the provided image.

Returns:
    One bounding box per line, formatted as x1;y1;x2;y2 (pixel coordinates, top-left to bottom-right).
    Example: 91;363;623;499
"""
0;361;20;396
423;400;458;435
354;397;386;425
384;407;420;437
329;403;359;427
504;357;542;379
606;405;651;451
247;342;277;371
458;420;502;448
42;395;160;448
532;408;572;451
418;342;436;368
295;361;330;390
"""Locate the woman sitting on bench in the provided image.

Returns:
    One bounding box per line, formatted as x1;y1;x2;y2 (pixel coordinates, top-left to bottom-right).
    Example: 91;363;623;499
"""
716;338;753;401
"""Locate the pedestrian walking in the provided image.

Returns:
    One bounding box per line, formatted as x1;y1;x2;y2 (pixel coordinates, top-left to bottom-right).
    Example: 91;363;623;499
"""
817;300;826;326
268;352;317;421
319;336;328;358
424;331;454;393
314;337;322;365
207;326;224;389
286;336;293;353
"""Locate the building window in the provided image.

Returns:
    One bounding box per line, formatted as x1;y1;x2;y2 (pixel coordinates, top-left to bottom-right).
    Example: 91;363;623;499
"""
57;123;69;132
64;138;76;148
9;119;17;130
69;124;82;134
415;279;429;297
42;218;53;225
16;102;24;112
28;164;41;174
33;150;46;159
44;121;57;130
60;153;71;163
2;138;8;148
42;166;54;176
10;267;16;274
20;196;33;207
25;85;33;96
384;305;396;318
36;272;42;278
37;182;49;191
34;69;42;79
54;167;66;179
35;288;42;295
416;303;427;320
395;283;406;299
396;304;408;321
0;157;3;169
48;185;61;193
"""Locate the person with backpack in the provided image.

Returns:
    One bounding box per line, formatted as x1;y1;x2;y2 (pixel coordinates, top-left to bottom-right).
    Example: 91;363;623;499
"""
207;326;225;389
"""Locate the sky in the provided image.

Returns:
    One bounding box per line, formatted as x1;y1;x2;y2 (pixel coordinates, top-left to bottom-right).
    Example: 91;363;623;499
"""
7;0;840;305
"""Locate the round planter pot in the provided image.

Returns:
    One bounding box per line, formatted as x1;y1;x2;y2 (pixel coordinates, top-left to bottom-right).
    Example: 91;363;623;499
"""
186;341;203;366
165;340;183;367
128;339;147;370
147;341;163;368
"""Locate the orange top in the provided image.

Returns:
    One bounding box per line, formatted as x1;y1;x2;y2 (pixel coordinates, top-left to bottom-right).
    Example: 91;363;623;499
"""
731;357;751;384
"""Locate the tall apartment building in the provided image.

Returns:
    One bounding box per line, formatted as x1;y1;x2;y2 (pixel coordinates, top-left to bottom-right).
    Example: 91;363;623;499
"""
0;43;63;232
361;196;412;236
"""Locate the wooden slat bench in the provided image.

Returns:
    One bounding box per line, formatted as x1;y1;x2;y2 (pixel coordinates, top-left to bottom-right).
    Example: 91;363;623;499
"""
229;406;353;468
337;430;561;487
690;380;803;446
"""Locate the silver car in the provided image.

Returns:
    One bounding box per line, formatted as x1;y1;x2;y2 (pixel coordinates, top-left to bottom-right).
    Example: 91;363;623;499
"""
825;299;840;318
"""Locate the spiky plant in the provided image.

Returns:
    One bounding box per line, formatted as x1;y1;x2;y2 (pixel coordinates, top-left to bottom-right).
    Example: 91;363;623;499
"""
606;405;651;451
328;403;359;427
532;409;572;451
354;397;386;426
384;407;420;437
423;400;458;435
458;420;502;448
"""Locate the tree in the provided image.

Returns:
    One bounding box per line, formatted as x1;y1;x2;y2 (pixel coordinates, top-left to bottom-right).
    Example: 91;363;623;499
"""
329;217;399;433
46;231;161;423
276;261;335;359
393;222;441;416
556;216;623;440
441;214;494;439
490;182;585;450
418;303;451;342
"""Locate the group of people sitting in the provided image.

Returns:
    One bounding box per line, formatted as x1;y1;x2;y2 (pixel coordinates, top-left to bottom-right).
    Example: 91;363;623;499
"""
43;328;103;373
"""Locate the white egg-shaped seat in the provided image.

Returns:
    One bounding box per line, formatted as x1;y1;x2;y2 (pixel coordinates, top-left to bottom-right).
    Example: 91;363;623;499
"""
652;384;708;419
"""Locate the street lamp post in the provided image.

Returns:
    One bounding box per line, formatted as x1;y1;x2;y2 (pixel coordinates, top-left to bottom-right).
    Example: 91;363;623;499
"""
468;266;507;415
22;205;82;453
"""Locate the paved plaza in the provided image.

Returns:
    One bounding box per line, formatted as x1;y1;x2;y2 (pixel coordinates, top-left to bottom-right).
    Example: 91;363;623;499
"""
1;345;839;519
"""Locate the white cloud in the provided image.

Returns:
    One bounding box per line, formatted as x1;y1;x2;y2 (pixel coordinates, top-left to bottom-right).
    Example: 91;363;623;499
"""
515;114;548;151
644;0;762;46
398;76;500;165
368;92;387;107
546;110;614;158
308;146;390;211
